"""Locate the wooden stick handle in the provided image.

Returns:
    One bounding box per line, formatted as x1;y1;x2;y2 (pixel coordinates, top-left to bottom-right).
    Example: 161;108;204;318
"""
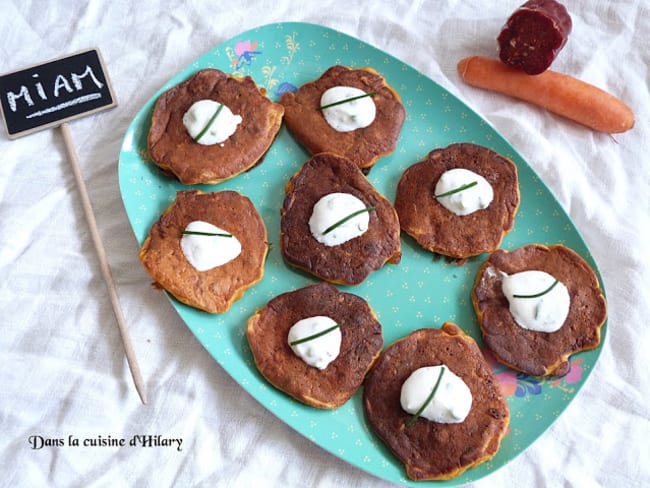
61;122;147;404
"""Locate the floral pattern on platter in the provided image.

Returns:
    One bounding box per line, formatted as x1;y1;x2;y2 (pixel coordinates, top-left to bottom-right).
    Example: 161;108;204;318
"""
227;35;299;97
229;41;261;70
482;348;585;398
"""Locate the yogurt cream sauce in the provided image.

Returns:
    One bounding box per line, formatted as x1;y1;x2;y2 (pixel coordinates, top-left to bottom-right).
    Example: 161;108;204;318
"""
287;316;342;370
320;86;376;132
309;192;371;247
500;269;570;333
434;168;494;216
401;365;473;424
183;99;242;145
180;220;241;271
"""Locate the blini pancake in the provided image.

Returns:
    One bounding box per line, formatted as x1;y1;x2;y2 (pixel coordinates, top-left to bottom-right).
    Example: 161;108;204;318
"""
363;324;510;481
138;190;268;313
148;69;284;185
280;153;401;285
395;143;519;259
472;243;607;377
280;65;405;171
247;282;383;409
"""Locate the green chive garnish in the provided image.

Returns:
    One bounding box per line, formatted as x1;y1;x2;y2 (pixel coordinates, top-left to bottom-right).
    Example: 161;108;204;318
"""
434;181;478;199
513;279;559;299
405;366;446;427
181;230;232;238
195;103;224;142
318;91;376;111
290;323;340;346
322;206;376;235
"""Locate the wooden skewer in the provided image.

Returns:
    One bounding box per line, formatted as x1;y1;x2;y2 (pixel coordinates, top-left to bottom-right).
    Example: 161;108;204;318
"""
61;122;147;405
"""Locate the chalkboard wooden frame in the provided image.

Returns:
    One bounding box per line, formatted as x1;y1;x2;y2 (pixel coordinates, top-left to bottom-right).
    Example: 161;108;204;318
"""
0;48;117;139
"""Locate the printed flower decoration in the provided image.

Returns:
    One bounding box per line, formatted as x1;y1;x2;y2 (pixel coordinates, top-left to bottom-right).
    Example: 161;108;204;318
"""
513;373;543;397
275;81;297;97
482;348;518;397
551;358;584;387
482;347;543;398
231;40;262;69
495;369;518;397
482;348;585;398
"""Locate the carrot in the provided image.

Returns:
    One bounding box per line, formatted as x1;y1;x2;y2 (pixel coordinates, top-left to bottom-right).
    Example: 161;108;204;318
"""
457;56;634;134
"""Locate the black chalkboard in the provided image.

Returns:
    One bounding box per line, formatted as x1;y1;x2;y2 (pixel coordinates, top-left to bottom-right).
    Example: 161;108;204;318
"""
0;49;117;138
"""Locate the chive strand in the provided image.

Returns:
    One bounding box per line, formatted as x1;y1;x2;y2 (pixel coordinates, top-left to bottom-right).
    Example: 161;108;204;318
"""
318;91;376;111
290;323;340;346
405;366;446;428
195;103;224;142
181;230;232;238
513;279;559;299
322;206;376;235
434;180;478;199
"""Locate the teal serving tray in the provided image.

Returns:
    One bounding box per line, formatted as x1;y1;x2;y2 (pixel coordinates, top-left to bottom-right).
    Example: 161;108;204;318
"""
118;22;606;486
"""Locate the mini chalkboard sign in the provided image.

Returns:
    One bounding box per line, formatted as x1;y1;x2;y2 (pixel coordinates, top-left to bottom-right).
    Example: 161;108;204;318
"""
0;49;145;404
0;48;116;138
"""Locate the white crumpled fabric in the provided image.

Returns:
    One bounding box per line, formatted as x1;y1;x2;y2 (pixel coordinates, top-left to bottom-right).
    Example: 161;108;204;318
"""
1;1;648;487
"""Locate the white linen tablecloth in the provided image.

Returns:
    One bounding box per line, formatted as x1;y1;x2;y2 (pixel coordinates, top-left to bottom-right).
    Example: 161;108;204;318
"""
1;1;648;486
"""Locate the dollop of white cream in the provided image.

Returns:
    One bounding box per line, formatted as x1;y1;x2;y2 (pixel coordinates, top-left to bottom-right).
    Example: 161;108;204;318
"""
501;270;570;333
288;316;342;370
309;192;370;247
180;220;241;272
434;168;494;216
320;86;376;132
401;365;472;424
182;99;242;145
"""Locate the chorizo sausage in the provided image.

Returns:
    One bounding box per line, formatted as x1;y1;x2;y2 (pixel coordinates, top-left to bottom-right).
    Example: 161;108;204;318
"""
497;0;572;75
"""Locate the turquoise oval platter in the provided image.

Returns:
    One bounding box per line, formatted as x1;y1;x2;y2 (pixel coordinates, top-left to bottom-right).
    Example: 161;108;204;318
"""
118;22;607;486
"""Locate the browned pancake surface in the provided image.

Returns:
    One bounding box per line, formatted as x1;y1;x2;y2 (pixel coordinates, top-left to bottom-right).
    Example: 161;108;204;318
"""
246;282;384;409
139;190;268;313
472;244;607;376
280;153;401;285
148;69;284;185
394;143;519;259
363;324;510;481
280;65;405;170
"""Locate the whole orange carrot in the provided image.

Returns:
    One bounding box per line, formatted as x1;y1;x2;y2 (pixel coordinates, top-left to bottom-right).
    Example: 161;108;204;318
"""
457;56;634;133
